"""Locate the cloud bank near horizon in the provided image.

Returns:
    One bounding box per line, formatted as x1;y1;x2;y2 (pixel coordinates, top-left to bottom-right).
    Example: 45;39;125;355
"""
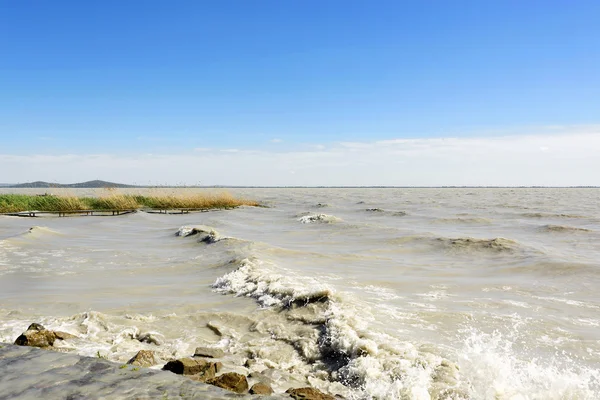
2;131;599;186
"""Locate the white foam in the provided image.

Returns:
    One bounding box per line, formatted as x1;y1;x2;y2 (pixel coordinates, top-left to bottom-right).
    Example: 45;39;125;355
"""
457;327;600;399
212;259;468;399
298;214;342;224
176;225;221;243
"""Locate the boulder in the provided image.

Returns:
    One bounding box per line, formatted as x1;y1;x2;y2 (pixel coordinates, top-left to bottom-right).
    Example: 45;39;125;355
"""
249;382;273;395
14;323;75;348
286;387;336;400
194;346;225;359
206;372;249;394
127;350;156;367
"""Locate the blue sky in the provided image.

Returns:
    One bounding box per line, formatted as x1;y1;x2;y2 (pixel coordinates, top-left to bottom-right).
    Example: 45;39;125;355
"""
0;1;599;185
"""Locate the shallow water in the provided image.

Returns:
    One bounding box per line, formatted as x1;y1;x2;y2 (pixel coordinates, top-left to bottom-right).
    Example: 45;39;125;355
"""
1;188;599;399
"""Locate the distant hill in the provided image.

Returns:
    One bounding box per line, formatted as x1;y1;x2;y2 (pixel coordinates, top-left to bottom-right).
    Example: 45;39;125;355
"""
8;180;137;188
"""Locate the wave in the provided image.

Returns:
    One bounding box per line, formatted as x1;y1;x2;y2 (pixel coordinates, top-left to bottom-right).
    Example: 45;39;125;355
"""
540;224;592;233
362;208;407;217
522;212;587;219
434;217;493;224
212;257;599;398
212;258;468;398
298;214;342;224
436;237;518;253
176;225;221;243
28;226;61;235
1;226;62;242
501;260;598;276
388;235;520;254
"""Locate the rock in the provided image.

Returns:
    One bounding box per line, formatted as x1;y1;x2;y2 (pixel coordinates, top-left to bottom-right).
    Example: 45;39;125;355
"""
206;372;249;394
286;387;336;400
54;331;76;340
206;322;223;336
163;358;210;375
249;382;273;395
163;357;221;383
194;347;225;359
14;324;75;348
26;323;45;331
127;350;156;367
136;332;163;346
14;330;55;348
365;208;384;212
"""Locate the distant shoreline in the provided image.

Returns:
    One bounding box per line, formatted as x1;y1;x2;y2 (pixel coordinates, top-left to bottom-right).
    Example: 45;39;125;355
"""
1;181;598;189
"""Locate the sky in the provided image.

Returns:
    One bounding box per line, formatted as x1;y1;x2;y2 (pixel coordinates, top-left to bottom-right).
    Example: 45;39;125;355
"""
0;0;599;186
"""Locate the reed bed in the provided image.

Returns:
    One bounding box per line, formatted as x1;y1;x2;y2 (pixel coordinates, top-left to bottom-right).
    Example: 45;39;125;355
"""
0;191;259;213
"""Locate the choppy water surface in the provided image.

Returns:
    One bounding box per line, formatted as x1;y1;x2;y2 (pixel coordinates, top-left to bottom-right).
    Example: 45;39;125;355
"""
1;188;599;399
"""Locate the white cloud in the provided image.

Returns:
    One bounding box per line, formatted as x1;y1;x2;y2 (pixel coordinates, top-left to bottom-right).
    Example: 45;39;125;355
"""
2;128;599;186
270;138;283;143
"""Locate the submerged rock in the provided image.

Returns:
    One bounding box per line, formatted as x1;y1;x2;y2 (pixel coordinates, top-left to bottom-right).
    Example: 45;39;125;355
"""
127;350;156;367
14;323;75;348
206;372;249;394
286;387;336;400
194;346;225;359
249;382;273;395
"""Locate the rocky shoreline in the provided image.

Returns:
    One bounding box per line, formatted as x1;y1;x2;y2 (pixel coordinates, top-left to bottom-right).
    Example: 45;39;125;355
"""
1;324;340;399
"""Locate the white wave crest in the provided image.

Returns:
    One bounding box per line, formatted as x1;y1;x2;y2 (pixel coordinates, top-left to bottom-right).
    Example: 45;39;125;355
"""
298;214;342;224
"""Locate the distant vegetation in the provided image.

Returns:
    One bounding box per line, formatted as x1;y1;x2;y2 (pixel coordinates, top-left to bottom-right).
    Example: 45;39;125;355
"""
7;180;137;188
0;190;259;213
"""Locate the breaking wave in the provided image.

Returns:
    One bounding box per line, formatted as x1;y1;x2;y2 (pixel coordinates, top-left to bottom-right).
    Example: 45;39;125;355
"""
212;258;468;399
298;214;343;224
176;225;221;243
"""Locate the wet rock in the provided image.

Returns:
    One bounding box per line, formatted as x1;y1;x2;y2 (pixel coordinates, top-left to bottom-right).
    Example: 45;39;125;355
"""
14;323;75;348
26;323;45;331
0;344;248;398
365;208;384;212
54;331;76;340
194;346;225;359
136;331;163;346
249;382;273;395
127;350;156;367
162;357;219;378
206;322;223;336
286;387;336;400
206;372;249;394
